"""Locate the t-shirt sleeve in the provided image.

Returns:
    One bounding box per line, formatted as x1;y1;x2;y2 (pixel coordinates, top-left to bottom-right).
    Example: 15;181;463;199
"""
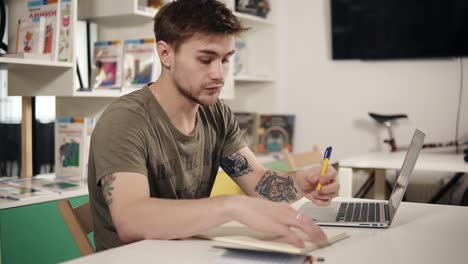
219;102;247;158
91;109;148;185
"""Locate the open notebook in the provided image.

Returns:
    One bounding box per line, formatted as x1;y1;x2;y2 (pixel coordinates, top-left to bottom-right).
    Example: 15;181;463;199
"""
197;221;349;255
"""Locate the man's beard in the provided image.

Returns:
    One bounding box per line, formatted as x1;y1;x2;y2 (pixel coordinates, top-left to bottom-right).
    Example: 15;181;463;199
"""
176;82;222;107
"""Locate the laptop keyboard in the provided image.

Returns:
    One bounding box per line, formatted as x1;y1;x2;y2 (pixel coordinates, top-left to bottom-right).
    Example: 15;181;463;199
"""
336;202;389;222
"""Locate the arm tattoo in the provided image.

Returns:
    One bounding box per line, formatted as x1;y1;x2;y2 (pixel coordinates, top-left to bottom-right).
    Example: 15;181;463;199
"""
102;174;116;205
255;171;298;202
220;151;253;178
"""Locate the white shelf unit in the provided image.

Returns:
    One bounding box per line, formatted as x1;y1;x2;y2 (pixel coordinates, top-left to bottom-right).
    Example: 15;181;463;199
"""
226;1;277;113
78;0;157;26
6;0;78;97
2;0;279;177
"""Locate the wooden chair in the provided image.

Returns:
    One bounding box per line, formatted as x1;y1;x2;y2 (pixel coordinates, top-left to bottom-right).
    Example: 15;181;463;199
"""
57;200;95;256
282;146;323;171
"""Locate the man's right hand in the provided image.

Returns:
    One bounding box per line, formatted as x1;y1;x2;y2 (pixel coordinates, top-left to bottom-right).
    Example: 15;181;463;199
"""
226;196;327;248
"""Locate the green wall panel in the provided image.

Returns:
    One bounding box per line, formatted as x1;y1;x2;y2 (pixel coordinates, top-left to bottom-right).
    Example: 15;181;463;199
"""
0;195;93;264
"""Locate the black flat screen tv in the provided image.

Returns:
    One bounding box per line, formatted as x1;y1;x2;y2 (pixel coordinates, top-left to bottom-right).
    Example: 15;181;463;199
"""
331;0;468;60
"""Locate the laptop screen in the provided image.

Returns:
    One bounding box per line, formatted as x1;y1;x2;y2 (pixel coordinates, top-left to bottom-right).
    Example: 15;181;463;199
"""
388;129;425;223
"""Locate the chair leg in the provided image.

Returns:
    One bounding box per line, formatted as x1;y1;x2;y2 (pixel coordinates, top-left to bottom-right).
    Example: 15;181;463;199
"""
460;186;468;206
355;171;375;198
429;173;465;204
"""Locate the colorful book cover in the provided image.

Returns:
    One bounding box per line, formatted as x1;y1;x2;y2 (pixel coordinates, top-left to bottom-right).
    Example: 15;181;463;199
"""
55;117;94;178
58;0;73;62
257;114;295;153
28;0;60;61
234;112;258;152
92;41;123;89
123;38;157;88
16;17;45;56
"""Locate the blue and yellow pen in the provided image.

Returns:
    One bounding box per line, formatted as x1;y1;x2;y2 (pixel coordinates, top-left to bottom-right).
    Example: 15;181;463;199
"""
316;146;333;191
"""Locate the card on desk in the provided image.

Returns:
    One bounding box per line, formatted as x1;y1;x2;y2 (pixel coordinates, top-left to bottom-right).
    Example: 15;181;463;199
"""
197;221;349;255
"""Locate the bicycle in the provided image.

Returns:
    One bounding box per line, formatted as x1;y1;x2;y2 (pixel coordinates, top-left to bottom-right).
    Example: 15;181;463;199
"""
368;112;468;153
361;112;468;205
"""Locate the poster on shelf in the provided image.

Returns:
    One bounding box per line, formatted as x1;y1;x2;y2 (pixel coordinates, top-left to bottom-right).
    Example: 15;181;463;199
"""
92;40;123;89
257;114;295;153
123;38;158;89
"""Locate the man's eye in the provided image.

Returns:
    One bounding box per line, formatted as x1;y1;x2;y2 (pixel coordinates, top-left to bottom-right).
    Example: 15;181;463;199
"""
222;58;230;64
199;58;212;64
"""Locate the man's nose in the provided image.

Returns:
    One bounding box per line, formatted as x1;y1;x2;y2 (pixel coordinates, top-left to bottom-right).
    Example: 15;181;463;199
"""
210;61;225;81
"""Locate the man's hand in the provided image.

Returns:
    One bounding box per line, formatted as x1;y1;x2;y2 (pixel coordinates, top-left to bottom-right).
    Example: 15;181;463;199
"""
229;196;327;248
295;165;339;206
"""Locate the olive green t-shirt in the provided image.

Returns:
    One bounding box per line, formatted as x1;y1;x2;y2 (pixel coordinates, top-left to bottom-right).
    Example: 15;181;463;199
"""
87;86;246;251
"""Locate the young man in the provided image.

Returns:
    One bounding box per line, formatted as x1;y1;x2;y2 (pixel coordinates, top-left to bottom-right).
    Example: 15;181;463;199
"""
88;0;339;252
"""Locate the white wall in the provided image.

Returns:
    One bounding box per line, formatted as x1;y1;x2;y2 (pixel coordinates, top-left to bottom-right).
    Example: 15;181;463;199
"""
276;0;468;160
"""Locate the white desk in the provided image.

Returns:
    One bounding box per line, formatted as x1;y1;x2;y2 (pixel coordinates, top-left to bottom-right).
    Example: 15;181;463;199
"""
338;152;468;199
64;198;468;264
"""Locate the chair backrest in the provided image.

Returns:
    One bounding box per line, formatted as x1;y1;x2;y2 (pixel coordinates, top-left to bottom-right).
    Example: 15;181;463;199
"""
57;199;94;256
282;146;323;171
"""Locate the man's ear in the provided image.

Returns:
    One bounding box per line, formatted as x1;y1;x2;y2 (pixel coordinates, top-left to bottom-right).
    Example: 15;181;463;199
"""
156;41;173;69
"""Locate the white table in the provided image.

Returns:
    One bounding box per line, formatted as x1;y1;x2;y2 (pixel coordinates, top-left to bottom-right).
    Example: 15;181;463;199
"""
338;152;468;199
64;198;468;264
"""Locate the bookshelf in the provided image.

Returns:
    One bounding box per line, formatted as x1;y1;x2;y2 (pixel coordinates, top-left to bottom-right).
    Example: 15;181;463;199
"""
3;0;277;176
5;0;77;97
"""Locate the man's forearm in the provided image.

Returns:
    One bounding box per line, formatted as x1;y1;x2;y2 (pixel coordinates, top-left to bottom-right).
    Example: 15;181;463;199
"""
113;195;241;242
251;170;304;203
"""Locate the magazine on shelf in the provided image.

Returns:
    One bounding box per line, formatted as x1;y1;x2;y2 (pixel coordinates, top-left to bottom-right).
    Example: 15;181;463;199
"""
257;114;295;153
92;40;123;89
15;17;46;58
234;112;258;152
27;0;61;61
58;0;73;62
123;38;158;89
0;183;54;201
9;177;81;194
55;117;94;179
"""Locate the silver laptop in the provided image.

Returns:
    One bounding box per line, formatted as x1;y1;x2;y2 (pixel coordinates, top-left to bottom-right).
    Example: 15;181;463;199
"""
299;129;425;228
